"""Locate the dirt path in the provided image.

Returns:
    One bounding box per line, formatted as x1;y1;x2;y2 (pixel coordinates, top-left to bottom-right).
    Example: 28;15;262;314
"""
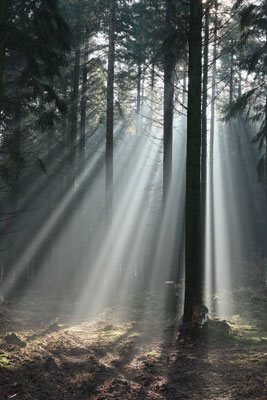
0;301;266;399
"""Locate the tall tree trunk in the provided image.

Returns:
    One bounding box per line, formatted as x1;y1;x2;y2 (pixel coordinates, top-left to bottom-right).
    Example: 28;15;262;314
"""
163;0;175;282
106;0;115;231
69;5;82;185
80;28;89;161
201;3;209;285
183;0;203;322
265;95;267;200
163;0;175;208
210;0;217;297
0;0;5;109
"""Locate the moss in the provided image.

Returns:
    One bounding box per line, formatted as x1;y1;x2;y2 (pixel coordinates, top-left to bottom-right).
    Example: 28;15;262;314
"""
98;325;129;341
231;356;267;365
146;349;161;357
0;353;15;369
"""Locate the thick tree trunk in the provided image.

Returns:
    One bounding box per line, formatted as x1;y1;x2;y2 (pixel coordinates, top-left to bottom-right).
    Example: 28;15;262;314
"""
183;0;203;322
210;0;217;297
106;0;115;231
201;4;209;279
0;0;5;109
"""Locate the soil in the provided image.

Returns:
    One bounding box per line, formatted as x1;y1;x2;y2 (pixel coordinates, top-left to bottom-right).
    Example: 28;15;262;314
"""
0;297;266;400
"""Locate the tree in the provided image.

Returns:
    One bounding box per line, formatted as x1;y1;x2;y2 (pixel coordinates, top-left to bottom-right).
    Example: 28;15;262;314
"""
225;0;267;194
200;0;210;283
183;0;203;322
0;0;5;109
106;0;116;230
209;0;218;297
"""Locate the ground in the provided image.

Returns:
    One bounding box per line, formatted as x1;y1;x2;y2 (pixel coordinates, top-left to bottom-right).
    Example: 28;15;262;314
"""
0;293;266;399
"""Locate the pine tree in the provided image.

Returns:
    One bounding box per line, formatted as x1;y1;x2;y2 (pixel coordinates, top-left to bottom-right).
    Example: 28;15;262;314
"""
183;0;203;322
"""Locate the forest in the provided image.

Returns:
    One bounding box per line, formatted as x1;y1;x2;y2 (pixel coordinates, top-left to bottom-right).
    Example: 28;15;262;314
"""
0;0;266;399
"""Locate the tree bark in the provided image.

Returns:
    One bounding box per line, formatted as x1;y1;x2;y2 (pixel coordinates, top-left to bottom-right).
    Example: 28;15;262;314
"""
69;5;82;185
137;63;141;114
0;0;6;110
183;0;203;322
80;28;89;159
201;3;209;280
229;39;234;104
163;0;175;208
265;94;267;200
209;0;217;297
106;0;115;231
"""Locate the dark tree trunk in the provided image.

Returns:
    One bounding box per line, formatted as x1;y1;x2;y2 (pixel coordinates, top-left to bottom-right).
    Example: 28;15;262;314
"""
238;70;242;98
69;5;82;184
0;0;5;109
137;63;141;114
151;62;155;91
229;39;234;104
201;4;209;278
162;0;176;283
136;63;141;134
209;0;217;296
265;95;267;200
80;28;89;160
163;0;175;208
106;0;115;230
183;0;203;322
0;1;5;109
182;64;187;110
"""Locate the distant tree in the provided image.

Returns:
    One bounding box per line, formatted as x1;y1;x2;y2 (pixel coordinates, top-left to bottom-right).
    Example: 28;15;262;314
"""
106;0;116;230
225;0;267;194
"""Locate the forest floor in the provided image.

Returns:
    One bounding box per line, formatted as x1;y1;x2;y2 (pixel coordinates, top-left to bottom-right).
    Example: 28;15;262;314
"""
0;292;267;400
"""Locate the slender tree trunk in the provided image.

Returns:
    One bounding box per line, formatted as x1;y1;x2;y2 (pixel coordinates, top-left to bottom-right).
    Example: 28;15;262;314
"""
182;64;187;110
210;0;217;297
137;64;141;114
163;0;175;208
183;0;203;322
162;0;175;282
151;62;155;91
136;63;141;134
265;95;267;200
0;0;5;110
201;3;209;284
69;5;82;185
80;28;89;160
106;0;115;231
229;39;234;104
238;70;242;98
